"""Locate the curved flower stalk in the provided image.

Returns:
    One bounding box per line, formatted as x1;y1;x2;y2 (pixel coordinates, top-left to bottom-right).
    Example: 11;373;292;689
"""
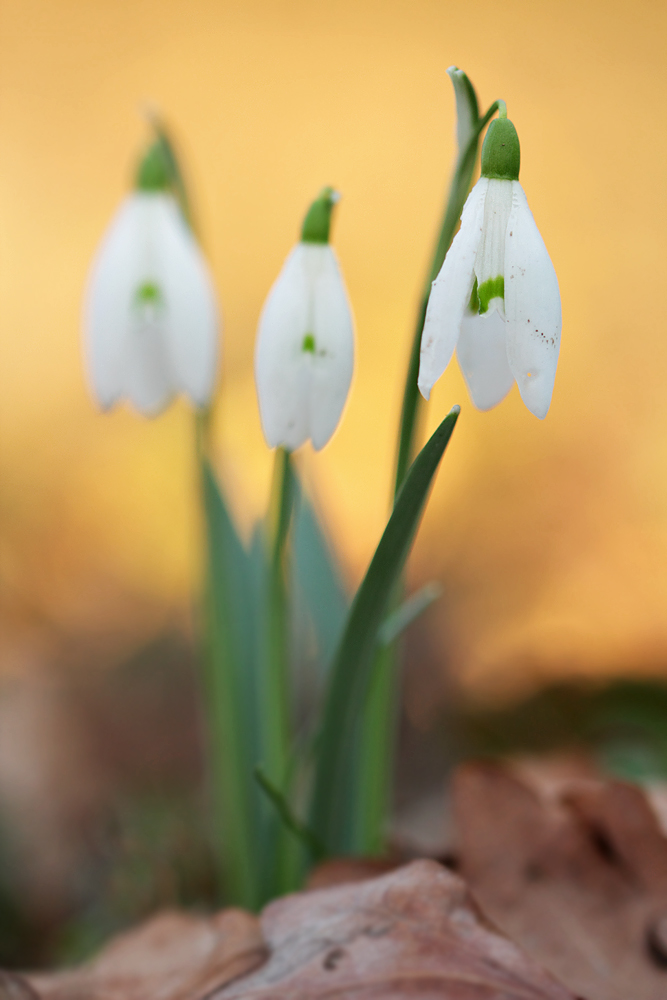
83;141;219;416
418;108;561;419
255;188;354;451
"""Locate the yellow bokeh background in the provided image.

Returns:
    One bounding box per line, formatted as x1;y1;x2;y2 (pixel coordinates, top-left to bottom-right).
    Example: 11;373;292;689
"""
2;0;667;699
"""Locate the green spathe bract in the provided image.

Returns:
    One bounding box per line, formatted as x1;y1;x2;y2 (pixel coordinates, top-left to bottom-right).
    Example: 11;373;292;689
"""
481;117;521;181
301;186;338;243
135;140;172;192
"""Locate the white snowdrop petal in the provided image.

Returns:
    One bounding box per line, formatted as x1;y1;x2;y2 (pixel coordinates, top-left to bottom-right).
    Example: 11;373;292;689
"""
83;195;147;409
255;245;312;450
456;310;514;411
154;197;220;407
504;182;561;419
473;179;513;316
124;319;174;415
418;178;488;399
307;246;354;451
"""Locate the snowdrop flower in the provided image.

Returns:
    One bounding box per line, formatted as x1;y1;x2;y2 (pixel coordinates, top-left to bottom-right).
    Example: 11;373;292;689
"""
255;187;354;451
83;141;219;416
418;108;561;418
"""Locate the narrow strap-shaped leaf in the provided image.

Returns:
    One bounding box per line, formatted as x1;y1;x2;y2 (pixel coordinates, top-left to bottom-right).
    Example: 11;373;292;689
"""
378;582;443;646
200;457;262;907
254;766;326;862
309;407;460;852
292;481;349;676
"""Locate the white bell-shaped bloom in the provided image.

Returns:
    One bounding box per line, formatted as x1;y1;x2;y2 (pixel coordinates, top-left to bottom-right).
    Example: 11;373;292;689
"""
255;190;354;451
83;191;219;416
418;115;561;419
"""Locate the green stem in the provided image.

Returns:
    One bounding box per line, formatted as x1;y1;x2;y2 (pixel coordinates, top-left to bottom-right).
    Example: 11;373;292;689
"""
260;445;297;896
263;446;294;784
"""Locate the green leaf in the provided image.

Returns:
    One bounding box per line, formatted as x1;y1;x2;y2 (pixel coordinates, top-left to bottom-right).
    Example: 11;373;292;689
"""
309;407;460;853
348;581;442;855
378;582;442;646
447;66;480;159
254;766;326;861
200;457;263;908
292;482;348;677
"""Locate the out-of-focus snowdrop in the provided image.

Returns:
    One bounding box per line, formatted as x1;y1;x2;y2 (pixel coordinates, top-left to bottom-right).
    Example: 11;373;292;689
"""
255;187;354;451
418;107;561;419
83;140;219;416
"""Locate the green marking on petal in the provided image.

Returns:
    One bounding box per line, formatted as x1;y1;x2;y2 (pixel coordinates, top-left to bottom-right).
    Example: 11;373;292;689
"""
135;281;163;305
302;333;316;353
477;276;504;314
468;277;480;314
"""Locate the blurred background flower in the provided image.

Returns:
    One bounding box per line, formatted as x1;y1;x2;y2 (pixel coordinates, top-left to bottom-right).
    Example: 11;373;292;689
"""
1;0;667;966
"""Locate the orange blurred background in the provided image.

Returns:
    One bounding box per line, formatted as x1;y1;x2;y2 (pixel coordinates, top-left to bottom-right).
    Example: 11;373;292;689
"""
2;0;667;702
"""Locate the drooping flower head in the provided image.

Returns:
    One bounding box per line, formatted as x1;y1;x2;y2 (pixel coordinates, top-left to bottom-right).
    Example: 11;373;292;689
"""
418;106;561;419
255;187;355;451
83;137;219;416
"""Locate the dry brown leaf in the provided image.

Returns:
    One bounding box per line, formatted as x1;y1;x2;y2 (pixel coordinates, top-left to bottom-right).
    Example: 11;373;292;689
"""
215;858;575;999
306;856;400;891
453;761;667;1000
26;908;266;1000
0;971;41;1000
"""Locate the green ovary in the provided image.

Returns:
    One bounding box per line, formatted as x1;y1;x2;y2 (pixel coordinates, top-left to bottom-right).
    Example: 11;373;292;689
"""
476;276;504;315
302;333;316;353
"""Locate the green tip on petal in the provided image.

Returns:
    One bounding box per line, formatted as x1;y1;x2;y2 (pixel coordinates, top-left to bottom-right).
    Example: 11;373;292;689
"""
481;116;520;181
300;186;340;244
477;276;505;314
135;140;172;192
